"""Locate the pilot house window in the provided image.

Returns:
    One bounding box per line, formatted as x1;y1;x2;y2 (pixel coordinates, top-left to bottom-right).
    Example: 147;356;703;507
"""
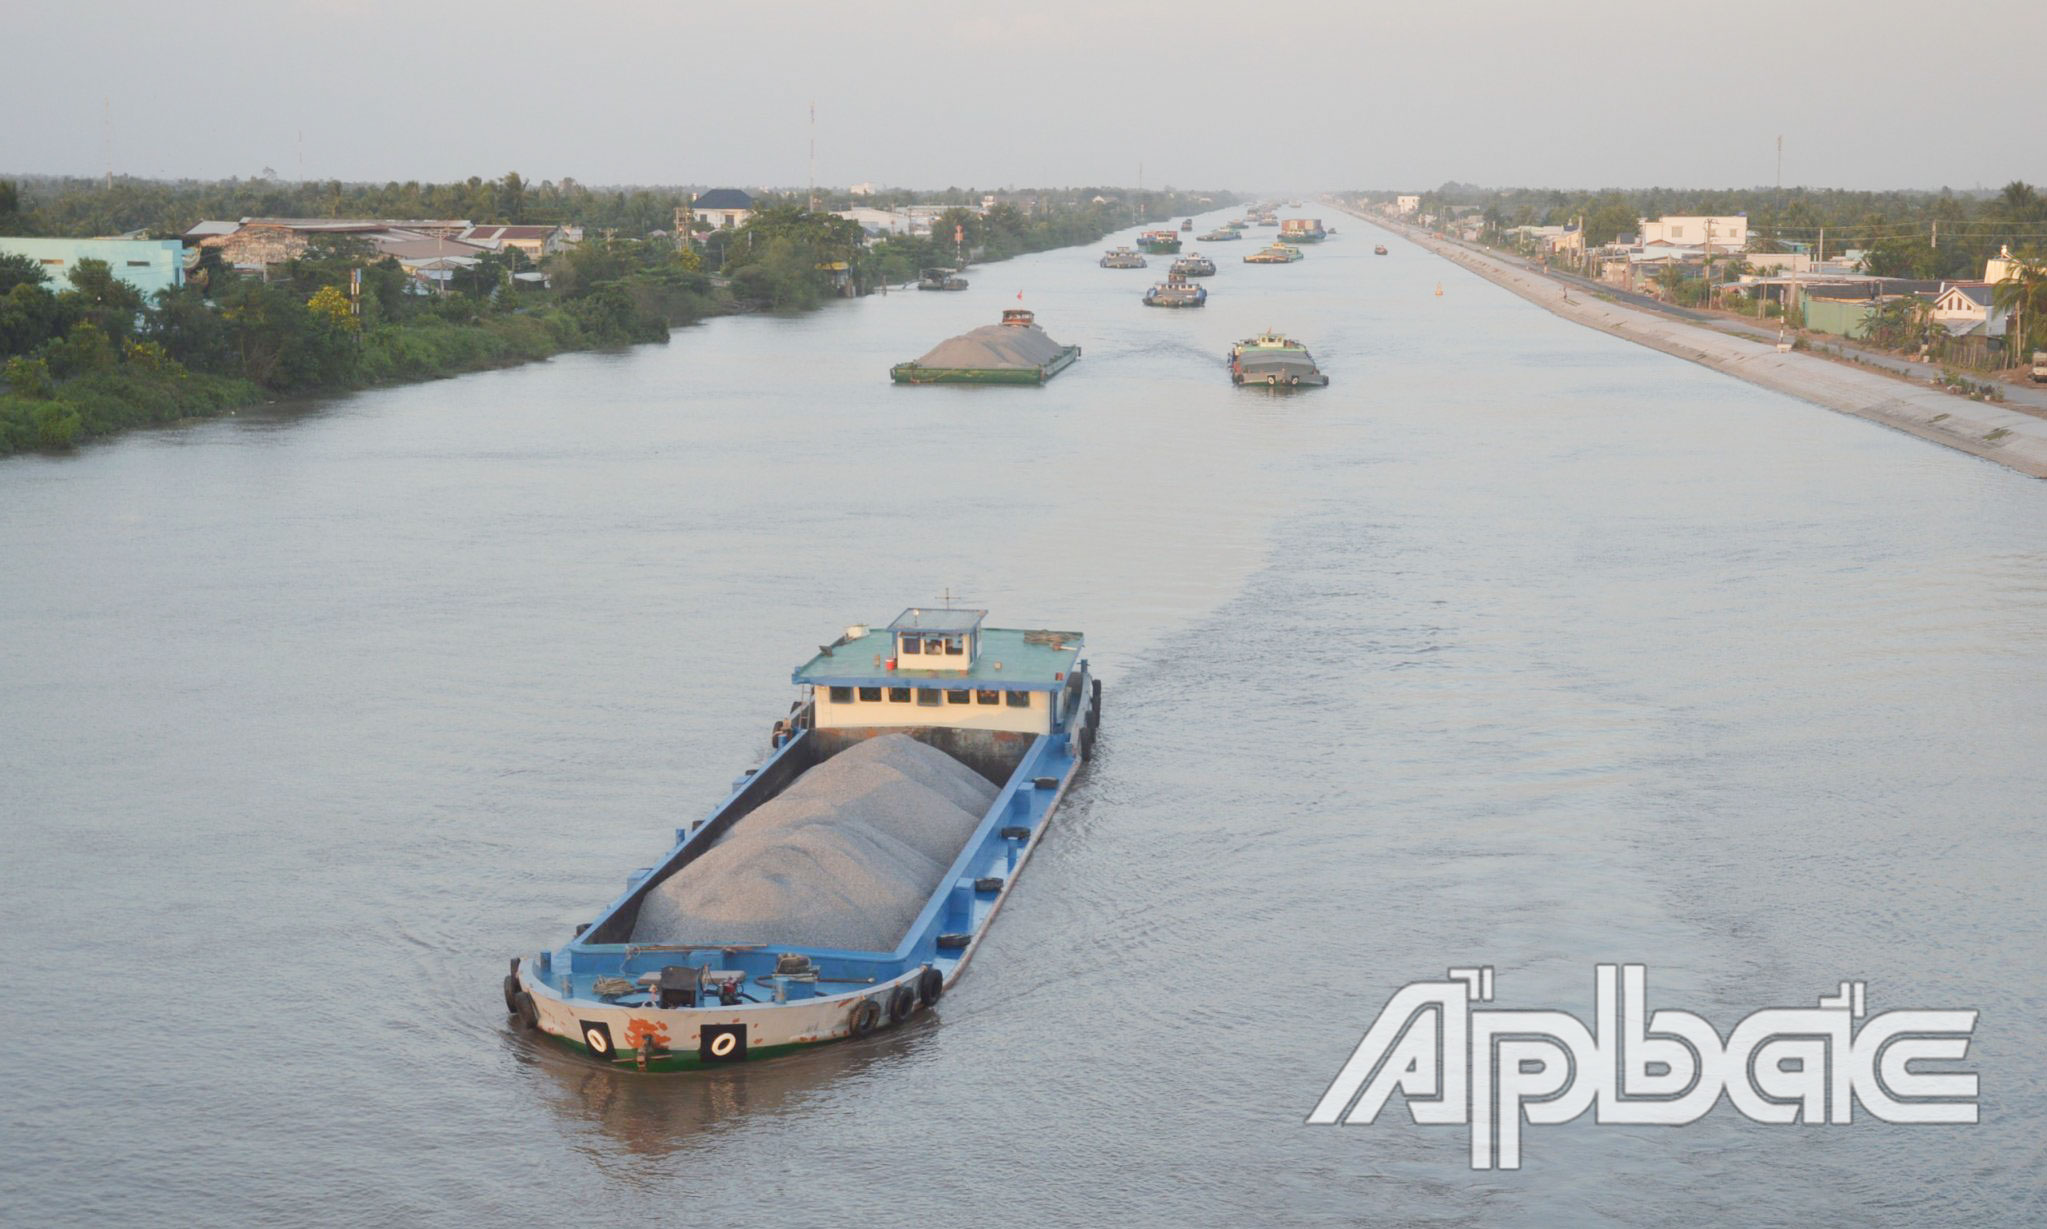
947;689;971;704
945;638;965;656
901;638;921;655
858;686;882;702
889;686;911;703
917;688;943;706
976;690;999;705
829;686;853;703
1006;691;1032;708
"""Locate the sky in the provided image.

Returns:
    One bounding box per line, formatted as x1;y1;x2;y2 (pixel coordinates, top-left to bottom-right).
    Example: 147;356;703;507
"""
6;0;2044;194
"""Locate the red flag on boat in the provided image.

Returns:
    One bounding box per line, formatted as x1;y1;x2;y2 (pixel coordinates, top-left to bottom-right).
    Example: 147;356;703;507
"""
1017;290;1024;300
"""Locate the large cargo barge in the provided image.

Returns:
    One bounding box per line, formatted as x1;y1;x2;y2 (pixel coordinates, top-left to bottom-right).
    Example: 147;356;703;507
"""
890;309;1081;385
507;607;1101;1071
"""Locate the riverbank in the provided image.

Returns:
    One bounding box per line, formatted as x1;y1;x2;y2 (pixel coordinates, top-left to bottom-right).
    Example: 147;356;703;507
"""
3;199;1217;457
1335;203;2047;479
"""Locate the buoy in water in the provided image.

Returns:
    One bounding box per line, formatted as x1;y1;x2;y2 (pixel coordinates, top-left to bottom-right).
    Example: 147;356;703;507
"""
1435;282;1444;297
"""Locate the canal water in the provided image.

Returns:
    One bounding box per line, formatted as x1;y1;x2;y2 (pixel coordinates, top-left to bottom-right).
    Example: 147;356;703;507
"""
3;212;2043;1226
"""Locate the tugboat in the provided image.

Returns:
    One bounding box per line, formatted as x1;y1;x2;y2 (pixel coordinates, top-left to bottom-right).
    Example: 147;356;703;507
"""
917;267;969;291
891;309;1082;384
1198;228;1242;242
1099;246;1148;269
1230;331;1328;387
506;607;1102;1071
1373;244;1389;256
1243;242;1304;264
1169;252;1217;278
1137;229;1183;255
1142;271;1207;308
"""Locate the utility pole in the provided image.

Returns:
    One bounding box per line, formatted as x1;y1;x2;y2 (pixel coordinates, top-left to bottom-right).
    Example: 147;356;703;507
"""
807;100;817;213
103;97;112;191
1775;134;1783;250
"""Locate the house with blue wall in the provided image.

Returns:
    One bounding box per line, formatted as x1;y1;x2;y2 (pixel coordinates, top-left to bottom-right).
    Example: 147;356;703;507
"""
0;237;186;299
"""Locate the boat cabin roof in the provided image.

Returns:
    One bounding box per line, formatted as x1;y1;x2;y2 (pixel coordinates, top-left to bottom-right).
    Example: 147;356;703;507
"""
889;607;985;634
794;624;1084;689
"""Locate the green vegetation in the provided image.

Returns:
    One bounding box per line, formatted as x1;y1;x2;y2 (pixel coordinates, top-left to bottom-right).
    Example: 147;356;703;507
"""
0;231;712;454
1;174;1229;454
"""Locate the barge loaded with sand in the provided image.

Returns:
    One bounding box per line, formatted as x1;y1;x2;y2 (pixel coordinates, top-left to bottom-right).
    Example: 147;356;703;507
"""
889;309;1081;385
508;607;1101;1071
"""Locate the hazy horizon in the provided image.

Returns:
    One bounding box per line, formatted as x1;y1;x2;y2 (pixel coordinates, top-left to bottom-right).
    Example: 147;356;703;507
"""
6;0;2042;194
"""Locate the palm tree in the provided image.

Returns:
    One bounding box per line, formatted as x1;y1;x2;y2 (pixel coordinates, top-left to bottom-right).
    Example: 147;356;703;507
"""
1992;249;2047;364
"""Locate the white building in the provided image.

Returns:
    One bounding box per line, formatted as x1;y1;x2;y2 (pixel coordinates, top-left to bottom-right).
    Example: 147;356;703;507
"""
1396;194;1421;215
833;207;911;237
849;182;878;197
1639;215;1748;252
1986;244;2041;286
1931;282;2008;337
691;188;756;230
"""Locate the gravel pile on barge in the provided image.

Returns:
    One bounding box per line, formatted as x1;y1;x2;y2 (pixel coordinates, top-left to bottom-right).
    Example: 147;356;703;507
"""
890;309;1081;385
632;735;998;951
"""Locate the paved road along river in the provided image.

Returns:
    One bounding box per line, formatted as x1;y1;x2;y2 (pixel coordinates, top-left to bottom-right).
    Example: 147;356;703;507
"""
3;210;2043;1225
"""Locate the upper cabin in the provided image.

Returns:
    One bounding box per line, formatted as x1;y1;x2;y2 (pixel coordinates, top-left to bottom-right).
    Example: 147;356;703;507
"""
792;608;1085;736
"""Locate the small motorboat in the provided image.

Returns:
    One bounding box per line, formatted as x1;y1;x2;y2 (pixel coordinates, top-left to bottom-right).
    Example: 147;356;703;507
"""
1373;245;1389;256
917;267;969;291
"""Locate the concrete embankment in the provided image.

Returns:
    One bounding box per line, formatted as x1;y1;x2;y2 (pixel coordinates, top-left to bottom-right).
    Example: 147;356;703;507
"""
1336;205;2047;479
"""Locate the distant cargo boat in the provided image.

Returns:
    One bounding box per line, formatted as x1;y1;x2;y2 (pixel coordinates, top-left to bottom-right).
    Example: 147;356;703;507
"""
1225;219;1249;231
917;267;969;291
1180;218;1194;231
890;309;1082;384
1279;218;1326;243
1243;243;1304;264
506;607;1101;1072
1230;330;1328;387
1198;228;1242;242
1137;230;1183;255
1143;271;1207;308
1099;246;1148;269
1170;253;1217;277
1227;329;1306;363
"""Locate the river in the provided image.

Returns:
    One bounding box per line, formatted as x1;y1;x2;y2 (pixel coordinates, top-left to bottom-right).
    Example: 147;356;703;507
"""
3;211;2043;1226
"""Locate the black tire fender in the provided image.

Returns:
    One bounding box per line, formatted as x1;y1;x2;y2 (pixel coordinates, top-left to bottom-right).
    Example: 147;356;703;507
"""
1091;678;1102;726
848;998;881;1038
512;991;539;1032
917;966;944;1007
887;984;916;1025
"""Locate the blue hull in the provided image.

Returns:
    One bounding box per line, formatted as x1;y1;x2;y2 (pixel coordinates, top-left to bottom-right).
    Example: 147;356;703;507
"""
513;677;1099;1068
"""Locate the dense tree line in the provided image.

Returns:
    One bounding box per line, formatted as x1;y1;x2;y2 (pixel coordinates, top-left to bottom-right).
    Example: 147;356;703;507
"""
0;233;713;453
